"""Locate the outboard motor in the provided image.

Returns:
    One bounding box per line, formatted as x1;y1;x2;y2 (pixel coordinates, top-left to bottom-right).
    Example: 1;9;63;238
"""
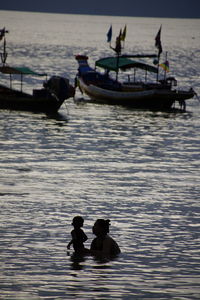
44;76;75;101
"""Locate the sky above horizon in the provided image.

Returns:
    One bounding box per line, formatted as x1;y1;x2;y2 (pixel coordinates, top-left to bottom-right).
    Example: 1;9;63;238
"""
0;0;200;18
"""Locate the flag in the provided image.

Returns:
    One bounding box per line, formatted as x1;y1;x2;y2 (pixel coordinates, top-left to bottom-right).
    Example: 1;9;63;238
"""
159;60;169;72
121;25;127;41
118;28;122;40
155;25;162;57
107;25;112;43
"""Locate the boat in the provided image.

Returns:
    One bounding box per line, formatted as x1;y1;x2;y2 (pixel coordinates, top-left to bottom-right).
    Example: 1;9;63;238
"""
0;28;75;113
75;27;195;111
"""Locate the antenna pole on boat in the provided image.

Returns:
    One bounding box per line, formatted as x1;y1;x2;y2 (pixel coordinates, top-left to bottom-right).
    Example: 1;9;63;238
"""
156;52;160;82
164;51;168;81
116;53;120;81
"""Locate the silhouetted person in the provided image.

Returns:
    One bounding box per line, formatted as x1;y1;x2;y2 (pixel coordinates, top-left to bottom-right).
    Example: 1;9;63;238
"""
90;219;120;257
67;216;88;253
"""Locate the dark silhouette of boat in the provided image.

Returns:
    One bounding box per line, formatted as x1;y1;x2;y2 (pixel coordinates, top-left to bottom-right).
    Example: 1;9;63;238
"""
75;54;194;111
75;26;194;111
0;28;75;113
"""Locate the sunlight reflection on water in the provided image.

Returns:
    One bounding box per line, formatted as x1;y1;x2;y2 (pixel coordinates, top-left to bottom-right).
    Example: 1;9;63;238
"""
0;11;200;300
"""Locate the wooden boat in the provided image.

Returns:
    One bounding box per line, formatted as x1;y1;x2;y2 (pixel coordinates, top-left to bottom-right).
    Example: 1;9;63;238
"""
0;28;75;113
75;54;194;111
75;26;194;111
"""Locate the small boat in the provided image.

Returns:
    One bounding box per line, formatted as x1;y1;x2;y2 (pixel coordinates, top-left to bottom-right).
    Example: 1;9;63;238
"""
0;28;75;113
75;27;195;111
75;55;194;111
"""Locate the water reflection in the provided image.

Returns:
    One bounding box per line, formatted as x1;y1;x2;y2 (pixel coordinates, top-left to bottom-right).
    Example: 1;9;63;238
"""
45;109;70;122
1;11;200;300
68;252;86;271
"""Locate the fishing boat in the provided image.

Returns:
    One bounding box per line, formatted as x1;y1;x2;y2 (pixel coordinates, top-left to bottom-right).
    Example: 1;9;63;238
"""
75;26;194;111
0;28;75;113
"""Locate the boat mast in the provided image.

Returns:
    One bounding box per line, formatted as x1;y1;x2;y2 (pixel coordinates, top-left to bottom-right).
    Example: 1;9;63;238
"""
155;25;162;82
156;48;161;82
163;51;168;81
0;28;12;88
110;33;122;81
0;27;9;65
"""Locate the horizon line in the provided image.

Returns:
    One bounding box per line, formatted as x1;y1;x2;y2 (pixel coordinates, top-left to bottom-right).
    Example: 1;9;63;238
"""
0;9;199;20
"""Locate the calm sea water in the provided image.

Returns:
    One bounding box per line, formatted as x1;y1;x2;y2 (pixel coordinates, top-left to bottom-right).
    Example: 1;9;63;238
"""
0;11;200;299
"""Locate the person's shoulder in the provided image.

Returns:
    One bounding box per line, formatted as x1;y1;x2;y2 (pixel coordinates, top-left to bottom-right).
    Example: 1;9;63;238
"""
105;235;121;254
104;235;118;247
105;235;115;243
79;228;86;235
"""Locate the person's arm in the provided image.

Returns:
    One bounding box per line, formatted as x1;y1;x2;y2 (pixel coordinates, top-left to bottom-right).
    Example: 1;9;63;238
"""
67;230;76;249
67;240;73;249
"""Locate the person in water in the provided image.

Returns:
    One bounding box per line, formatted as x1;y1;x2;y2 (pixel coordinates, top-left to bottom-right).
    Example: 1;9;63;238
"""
67;216;88;253
90;219;120;257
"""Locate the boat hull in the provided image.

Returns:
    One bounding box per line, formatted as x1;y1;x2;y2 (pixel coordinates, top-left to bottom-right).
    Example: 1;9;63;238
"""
0;85;65;113
0;76;75;113
78;78;194;110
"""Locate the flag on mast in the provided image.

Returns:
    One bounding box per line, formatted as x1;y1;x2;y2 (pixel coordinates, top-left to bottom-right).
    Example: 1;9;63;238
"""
159;60;169;72
118;28;122;40
155;25;162;57
121;25;127;41
107;25;112;43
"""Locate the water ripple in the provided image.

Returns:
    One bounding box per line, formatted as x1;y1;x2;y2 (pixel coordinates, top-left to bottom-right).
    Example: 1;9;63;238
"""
0;11;200;300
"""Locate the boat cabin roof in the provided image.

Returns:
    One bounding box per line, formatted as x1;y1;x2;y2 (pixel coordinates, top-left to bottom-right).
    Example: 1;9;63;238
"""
0;66;47;76
95;56;158;73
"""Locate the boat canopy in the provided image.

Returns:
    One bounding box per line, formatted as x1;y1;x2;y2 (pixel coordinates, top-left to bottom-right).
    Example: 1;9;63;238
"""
121;54;157;59
0;66;47;76
95;57;158;73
